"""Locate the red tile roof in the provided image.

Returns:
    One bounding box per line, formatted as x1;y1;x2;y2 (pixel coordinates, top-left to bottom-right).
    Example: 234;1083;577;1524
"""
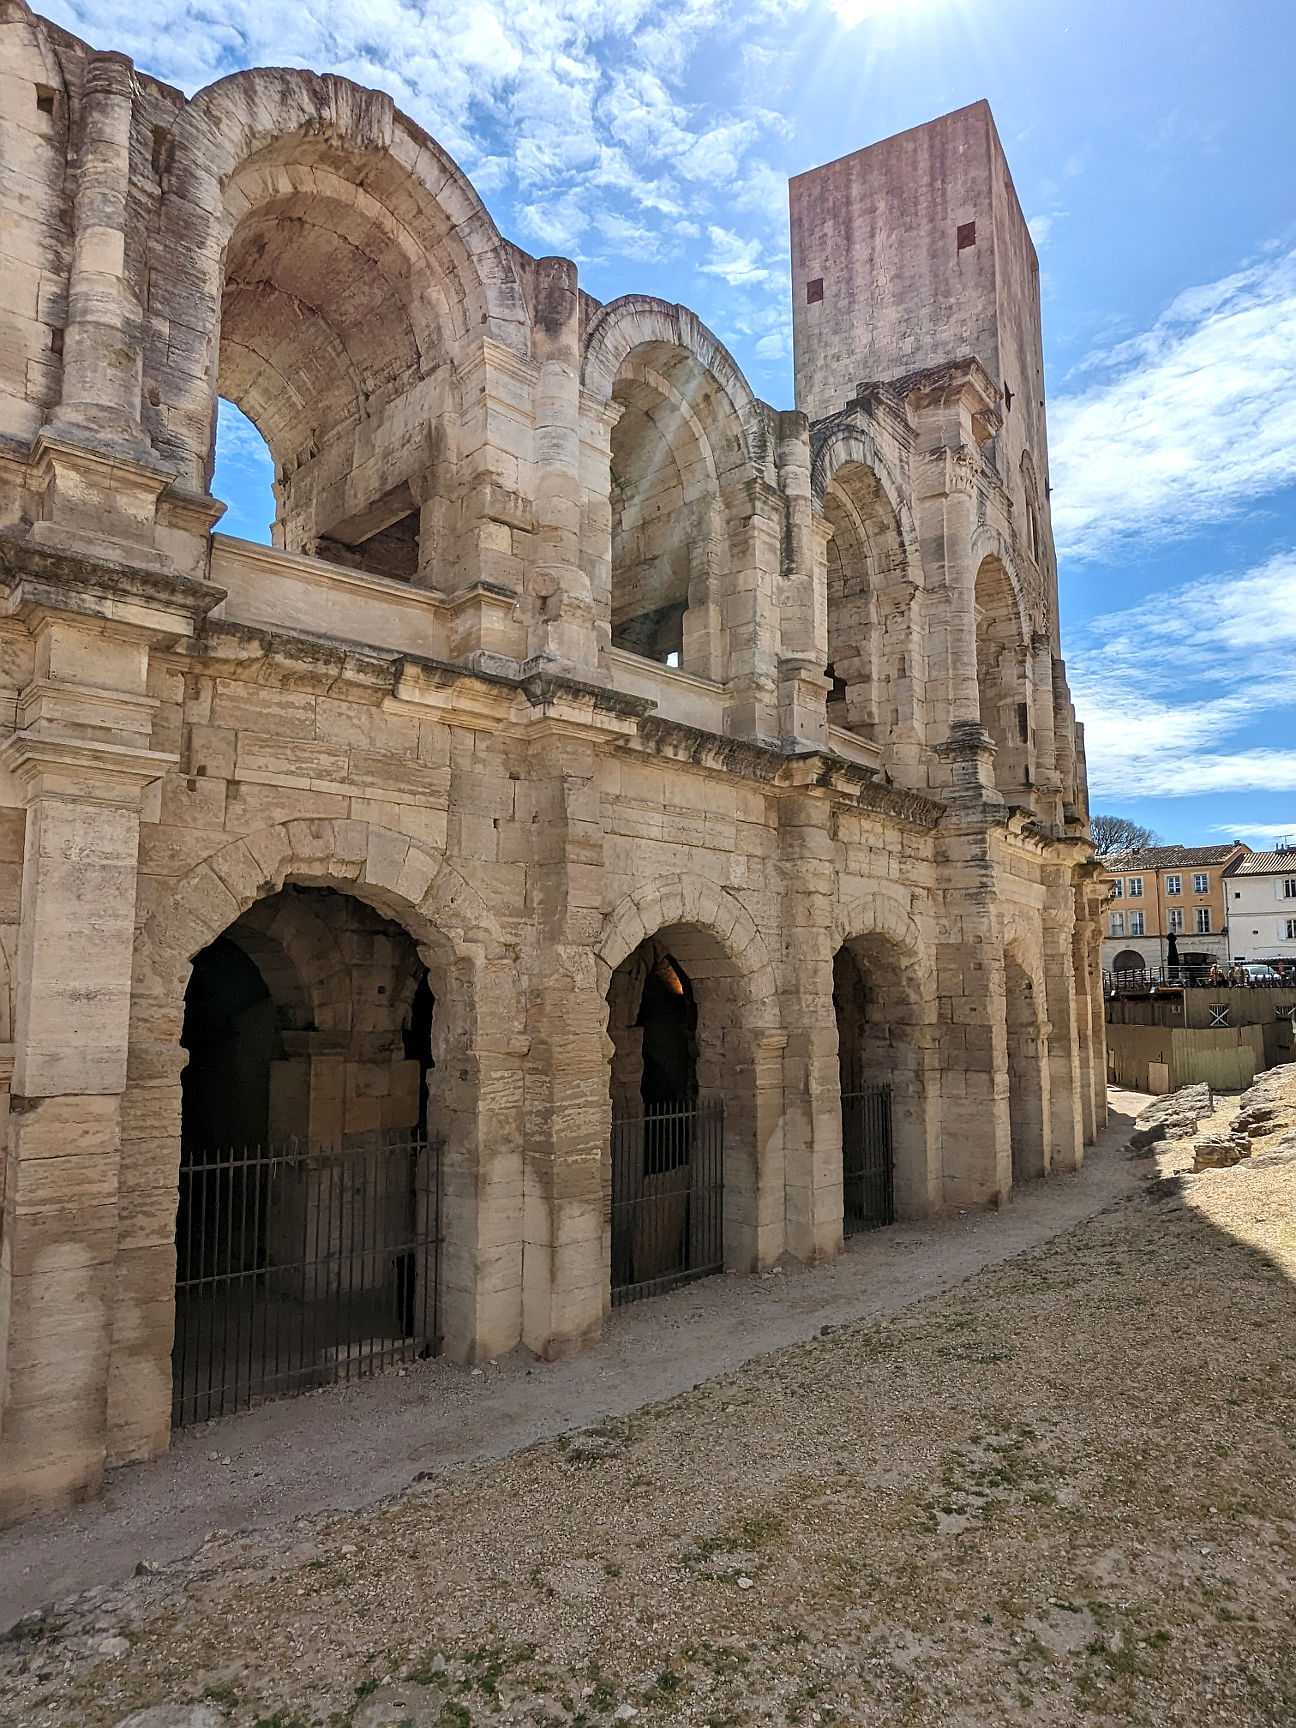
1099;844;1247;871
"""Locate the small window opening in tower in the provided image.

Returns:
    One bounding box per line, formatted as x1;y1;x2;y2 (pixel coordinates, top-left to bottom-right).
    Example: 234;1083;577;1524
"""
957;220;976;250
806;277;824;303
213;399;275;545
35;84;54;114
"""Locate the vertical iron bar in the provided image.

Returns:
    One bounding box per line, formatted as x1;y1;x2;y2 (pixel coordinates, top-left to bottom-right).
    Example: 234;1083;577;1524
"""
200;1149;215;1424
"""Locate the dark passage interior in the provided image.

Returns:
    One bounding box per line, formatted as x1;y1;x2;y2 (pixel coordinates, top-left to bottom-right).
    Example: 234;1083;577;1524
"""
833;945;896;1233
607;944;722;1303
173;888;441;1426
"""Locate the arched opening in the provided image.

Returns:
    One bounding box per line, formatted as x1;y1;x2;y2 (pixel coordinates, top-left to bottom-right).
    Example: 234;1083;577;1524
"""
975;555;1031;794
1005;951;1047;1185
822;462;909;742
173;886;440;1425
1111;948;1146;976
210;145;452;584
607;343;742;677
211;398;275;545
605;925;758;1303
833;937;929;1230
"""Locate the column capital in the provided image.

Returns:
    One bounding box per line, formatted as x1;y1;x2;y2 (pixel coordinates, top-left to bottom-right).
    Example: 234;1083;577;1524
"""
0;732;178;806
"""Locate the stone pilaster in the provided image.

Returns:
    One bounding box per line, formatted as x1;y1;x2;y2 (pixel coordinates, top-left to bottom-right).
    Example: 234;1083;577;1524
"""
518;713;611;1356
0;543;211;1515
1043;870;1085;1173
526;258;600;678
775;411;829;750
723;478;784;743
0;699;175;1517
776;786;841;1262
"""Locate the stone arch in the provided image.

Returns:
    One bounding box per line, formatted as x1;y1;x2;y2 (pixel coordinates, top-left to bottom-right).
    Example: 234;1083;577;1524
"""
974;550;1035;795
135;818;502;1013
582;296;769;478
1019;451;1045;568
1110;947;1146;976
598;878;782;1279
971;526;1035;639
152;68;528;503
585;300;771;678
832;886;938;1220
225;890;351;1035
108;819;514;1465
597;877;778;1013
810;424;918;556
811;429;920;746
1003;935;1050;1186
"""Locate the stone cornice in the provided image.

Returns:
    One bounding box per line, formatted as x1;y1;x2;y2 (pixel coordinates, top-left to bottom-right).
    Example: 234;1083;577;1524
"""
850;779;946;830
634;717;788;782
0;532;225;640
895;355;1000;427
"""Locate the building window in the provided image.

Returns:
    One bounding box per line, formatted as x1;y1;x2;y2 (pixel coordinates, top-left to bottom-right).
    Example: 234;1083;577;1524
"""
1164;874;1181;895
1167;909;1185;933
1110;878;1123;898
1129;912;1145;936
1286;919;1296;941
1193;873;1210;894
1195;908;1212;934
1110;912;1125;937
1284;878;1296;899
1127;877;1144;898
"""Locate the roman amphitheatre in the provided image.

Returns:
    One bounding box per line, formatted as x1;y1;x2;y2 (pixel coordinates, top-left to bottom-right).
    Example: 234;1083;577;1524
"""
6;6;1289;1726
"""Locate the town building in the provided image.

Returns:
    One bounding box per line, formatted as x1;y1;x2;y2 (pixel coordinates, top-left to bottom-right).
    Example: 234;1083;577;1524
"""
1099;844;1248;977
0;2;1105;1521
1227;848;1296;966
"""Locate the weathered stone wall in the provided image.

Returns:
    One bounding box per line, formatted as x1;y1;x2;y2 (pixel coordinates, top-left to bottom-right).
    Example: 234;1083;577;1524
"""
0;0;1105;1521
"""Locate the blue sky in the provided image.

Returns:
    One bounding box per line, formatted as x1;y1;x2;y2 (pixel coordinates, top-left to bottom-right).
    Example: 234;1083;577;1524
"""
46;0;1296;848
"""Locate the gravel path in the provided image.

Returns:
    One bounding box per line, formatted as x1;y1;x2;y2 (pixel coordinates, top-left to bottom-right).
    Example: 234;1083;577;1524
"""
1;1093;1148;1629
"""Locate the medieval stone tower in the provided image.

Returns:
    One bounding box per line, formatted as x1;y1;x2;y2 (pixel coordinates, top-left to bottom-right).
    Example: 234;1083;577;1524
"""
0;0;1105;1520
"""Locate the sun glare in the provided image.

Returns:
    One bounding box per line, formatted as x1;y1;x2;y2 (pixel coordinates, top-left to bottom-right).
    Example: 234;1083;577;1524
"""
829;0;935;23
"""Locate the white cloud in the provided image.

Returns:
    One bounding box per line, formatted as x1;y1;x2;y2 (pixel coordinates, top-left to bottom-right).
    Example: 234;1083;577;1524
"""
1069;550;1296;798
1050;248;1296;561
699;225;771;286
1210;822;1296;842
44;0;782;272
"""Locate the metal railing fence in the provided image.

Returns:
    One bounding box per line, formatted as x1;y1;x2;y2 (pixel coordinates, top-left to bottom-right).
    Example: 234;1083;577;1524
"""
173;1133;440;1427
610;1099;723;1306
841;1082;894;1235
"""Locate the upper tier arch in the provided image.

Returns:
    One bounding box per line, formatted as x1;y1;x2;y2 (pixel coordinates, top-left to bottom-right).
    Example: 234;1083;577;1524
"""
155;68;529;491
581;296;771;481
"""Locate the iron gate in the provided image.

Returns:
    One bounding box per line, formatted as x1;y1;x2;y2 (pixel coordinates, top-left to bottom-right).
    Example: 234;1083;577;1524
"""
172;1134;441;1426
842;1082;894;1234
610;1099;723;1305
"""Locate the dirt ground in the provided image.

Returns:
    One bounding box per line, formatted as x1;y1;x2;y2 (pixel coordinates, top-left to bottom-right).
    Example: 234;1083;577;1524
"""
2;1080;1294;1727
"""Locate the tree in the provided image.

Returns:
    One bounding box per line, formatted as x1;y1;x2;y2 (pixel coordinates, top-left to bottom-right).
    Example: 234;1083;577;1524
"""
1090;813;1159;856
